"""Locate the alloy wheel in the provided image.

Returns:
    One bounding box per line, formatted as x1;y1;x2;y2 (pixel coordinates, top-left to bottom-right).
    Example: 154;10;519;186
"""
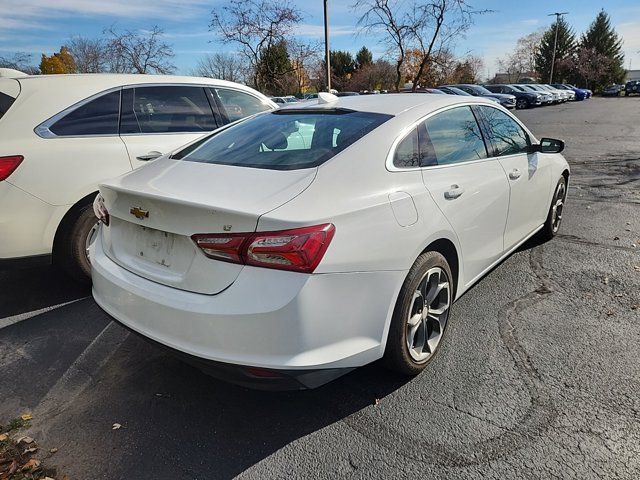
551;182;566;233
406;267;451;363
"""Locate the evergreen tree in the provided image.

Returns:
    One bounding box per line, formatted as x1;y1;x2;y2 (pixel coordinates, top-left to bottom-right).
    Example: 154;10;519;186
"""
329;50;356;90
580;10;625;86
257;40;295;95
355;46;373;69
535;17;576;83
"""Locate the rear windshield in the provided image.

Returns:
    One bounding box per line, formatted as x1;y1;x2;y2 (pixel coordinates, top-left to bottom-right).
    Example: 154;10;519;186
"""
178;109;393;170
0;92;16;120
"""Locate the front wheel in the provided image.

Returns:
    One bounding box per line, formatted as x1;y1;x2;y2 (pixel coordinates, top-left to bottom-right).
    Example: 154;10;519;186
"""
538;176;567;241
384;251;453;376
516;98;528;110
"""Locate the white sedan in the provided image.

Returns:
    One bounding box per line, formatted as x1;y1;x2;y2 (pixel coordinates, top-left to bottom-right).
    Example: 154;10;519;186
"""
91;93;569;389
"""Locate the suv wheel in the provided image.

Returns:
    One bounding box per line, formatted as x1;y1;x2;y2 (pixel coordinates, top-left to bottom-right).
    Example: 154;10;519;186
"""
56;204;98;283
516;98;528;109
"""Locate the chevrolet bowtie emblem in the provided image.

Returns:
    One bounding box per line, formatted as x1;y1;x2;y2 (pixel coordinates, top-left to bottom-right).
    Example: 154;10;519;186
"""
130;207;149;220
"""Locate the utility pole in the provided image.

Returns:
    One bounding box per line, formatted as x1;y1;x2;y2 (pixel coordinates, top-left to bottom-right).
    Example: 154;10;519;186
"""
548;12;569;84
324;0;331;92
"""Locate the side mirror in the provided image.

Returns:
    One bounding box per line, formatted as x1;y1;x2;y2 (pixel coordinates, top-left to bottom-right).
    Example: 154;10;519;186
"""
528;137;565;154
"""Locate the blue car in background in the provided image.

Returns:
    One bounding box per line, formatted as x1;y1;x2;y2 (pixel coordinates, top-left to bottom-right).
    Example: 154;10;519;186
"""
552;83;590;101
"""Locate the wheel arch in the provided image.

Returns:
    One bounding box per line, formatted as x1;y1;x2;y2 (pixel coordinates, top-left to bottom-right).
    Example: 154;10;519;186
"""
52;190;98;260
420;237;460;300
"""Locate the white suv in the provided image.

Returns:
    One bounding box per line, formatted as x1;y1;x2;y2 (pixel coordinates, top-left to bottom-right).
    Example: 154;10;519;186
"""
0;74;276;281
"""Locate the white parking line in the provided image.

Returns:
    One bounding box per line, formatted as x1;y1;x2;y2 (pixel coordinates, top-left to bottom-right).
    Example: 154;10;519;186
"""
0;297;88;330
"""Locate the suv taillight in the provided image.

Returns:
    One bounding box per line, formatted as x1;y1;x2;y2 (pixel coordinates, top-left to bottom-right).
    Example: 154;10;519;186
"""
0;155;23;181
192;224;335;273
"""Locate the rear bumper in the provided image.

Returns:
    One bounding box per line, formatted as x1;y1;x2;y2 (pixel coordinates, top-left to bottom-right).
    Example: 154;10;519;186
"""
91;232;405;382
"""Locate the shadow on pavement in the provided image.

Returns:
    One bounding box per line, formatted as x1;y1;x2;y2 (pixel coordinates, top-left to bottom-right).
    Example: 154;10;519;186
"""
0;264;90;318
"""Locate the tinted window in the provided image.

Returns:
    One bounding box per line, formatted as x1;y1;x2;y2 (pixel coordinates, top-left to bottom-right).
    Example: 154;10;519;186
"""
393;128;420;168
213;88;271;123
479;106;529;156
0;92;16;120
181;110;392;170
422;106;487;165
50;90;120;136
120;86;216;134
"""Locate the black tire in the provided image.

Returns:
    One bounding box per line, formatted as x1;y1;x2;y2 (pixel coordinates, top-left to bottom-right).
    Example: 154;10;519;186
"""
55;204;99;283
516;98;528;110
384;251;453;376
538;176;567;242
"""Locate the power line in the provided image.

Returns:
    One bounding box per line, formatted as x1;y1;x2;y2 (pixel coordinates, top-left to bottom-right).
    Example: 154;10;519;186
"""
548;12;569;84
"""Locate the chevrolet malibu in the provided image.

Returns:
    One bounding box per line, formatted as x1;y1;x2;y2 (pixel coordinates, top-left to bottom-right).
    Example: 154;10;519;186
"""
91;93;569;389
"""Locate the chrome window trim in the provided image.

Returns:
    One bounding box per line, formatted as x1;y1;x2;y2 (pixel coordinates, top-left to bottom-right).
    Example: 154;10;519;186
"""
385;102;537;173
34;86;122;139
35;82;275;139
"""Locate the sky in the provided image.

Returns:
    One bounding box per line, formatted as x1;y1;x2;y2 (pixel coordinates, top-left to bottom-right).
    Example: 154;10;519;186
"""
1;0;639;79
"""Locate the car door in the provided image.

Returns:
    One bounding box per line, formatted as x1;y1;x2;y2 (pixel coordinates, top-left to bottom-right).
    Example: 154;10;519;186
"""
119;85;219;169
418;105;510;285
475;105;552;250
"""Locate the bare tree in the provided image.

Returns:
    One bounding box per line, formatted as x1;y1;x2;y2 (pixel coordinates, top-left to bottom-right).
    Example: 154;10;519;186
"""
354;0;414;91
288;40;320;93
193;52;247;82
0;52;39;74
355;0;488;91
104;26;175;74
496;31;542;82
408;1;489;91
67;36;108;73
210;0;303;90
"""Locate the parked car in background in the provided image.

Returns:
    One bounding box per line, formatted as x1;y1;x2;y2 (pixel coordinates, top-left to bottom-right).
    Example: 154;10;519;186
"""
484;84;541;109
513;85;553;105
304;93;319;100
336;91;360;97
551;83;587;101
401;88;445;94
91;93;569;389
541;84;573;101
0;74;276;280
625;80;640;96
526;84;562;103
271;96;299;104
602;84;625;97
443;84;516;108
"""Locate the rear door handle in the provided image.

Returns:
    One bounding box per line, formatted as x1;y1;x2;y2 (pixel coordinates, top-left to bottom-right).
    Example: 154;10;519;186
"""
136;151;163;161
444;185;464;200
509;168;521;180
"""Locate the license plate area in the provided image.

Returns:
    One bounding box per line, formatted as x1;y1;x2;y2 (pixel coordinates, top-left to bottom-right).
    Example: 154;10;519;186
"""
135;226;176;268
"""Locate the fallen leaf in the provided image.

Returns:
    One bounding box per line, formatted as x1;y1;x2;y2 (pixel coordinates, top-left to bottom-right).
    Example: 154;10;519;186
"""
17;436;34;444
374;398;380;406
606;311;615;316
8;460;17;474
634;266;640;271
603;276;609;285
23;446;37;454
21;458;40;471
632;305;639;310
20;413;33;421
0;433;8;441
43;477;56;480
627;222;632;225
49;447;58;454
614;293;623;297
112;423;122;430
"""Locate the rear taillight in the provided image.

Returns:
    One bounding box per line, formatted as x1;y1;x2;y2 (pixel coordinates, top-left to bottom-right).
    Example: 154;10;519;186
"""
192;223;335;274
93;194;110;226
0;155;23;181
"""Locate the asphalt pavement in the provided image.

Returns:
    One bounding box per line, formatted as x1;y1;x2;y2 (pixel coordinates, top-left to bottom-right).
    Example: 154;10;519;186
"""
1;96;639;479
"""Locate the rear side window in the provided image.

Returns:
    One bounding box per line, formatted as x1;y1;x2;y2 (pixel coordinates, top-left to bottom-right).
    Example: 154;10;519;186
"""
0;92;16;120
120;86;217;134
478;106;530;156
422;106;488;165
393;128;420;168
211;88;272;123
49;90;120;136
181;109;392;170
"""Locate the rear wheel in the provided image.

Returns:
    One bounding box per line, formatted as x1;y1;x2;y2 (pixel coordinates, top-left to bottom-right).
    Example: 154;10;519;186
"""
539;176;567;241
56;204;98;283
384;252;452;376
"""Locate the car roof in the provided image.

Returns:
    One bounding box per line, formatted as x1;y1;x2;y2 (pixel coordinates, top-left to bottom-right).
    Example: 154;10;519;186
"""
278;92;495;116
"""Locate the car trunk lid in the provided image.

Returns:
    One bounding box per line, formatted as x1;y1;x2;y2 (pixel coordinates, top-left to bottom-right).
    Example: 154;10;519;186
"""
99;158;316;294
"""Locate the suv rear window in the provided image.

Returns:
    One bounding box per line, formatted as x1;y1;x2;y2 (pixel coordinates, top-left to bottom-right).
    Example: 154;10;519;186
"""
180;109;393;170
0;92;15;120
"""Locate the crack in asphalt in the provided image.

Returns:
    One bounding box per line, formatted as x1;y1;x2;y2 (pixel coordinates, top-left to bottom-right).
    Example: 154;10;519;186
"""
556;234;640;253
339;245;560;468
